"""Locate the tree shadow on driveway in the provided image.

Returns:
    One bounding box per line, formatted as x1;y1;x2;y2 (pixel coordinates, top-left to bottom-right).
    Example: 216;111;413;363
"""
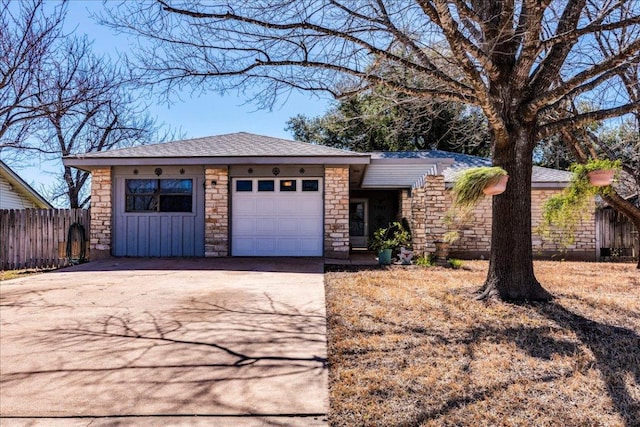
0;294;327;421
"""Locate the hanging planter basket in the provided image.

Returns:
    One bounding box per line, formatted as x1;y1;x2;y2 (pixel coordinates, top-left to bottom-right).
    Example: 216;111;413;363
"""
587;169;615;187
483;174;509;195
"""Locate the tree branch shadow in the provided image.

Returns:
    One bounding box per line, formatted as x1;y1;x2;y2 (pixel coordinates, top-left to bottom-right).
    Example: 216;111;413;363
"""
534;302;640;427
1;297;327;419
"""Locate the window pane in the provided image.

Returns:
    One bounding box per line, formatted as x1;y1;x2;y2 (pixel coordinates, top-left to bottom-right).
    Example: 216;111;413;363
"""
126;179;157;194
302;180;319;191
160;195;192;212
280;180;296;191
126;195;157;212
160;179;192;194
236;180;253;192
258;180;275;191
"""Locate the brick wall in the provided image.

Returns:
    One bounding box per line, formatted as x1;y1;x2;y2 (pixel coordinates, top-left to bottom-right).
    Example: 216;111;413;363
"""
89;167;112;259
408;180;596;260
324;166;350;259
204;167;229;257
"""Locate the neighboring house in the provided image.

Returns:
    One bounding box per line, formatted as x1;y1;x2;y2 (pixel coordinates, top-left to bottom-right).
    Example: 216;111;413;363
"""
0;160;52;209
63;132;596;261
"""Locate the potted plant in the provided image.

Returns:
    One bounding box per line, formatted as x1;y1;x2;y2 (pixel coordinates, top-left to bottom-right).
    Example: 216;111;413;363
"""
583;158;621;187
369;221;411;265
451;166;509;207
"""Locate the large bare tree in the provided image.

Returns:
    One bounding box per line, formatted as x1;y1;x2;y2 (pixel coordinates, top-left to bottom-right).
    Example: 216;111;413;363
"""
0;0;65;149
1;0;176;208
106;0;640;301
30;36;173;208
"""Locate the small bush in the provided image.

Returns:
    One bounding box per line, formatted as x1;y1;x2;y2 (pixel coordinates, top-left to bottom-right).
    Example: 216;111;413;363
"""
414;253;435;267
448;258;463;269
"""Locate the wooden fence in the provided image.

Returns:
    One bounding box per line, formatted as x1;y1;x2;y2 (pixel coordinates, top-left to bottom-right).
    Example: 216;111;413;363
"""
595;208;638;262
0;209;90;270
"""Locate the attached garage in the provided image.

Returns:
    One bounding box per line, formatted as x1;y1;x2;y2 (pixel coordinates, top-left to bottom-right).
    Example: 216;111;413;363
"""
63;133;368;260
231;176;323;256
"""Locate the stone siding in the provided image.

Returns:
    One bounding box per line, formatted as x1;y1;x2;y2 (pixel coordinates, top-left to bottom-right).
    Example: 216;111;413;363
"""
408;179;596;260
324;166;350;259
204;167;229;257
89;167;112;259
531;189;596;259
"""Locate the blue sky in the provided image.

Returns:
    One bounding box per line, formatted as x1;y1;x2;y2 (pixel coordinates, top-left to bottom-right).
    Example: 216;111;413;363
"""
12;1;331;201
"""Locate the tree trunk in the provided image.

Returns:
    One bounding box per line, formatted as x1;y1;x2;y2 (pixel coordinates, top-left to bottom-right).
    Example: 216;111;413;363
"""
478;127;553;301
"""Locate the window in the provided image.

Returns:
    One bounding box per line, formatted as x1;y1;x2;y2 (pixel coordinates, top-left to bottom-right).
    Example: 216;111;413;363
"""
302;180;319;192
236;180;253;192
280;180;296;191
258;180;275;191
125;179;192;213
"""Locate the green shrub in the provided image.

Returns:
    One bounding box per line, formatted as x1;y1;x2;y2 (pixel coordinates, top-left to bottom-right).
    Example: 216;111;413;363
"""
369;221;411;251
415;253;436;267
448;258;463;269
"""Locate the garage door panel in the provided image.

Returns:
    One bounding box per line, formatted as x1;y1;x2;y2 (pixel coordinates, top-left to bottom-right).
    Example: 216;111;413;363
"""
298;217;322;234
256;218;277;234
234;198;256;214
233;238;256;255
277;238;298;254
235;217;256;234
277;199;299;214
256;238;278;252
260;198;278;214
299;238;322;253
300;197;323;213
277;218;298;234
232;177;323;257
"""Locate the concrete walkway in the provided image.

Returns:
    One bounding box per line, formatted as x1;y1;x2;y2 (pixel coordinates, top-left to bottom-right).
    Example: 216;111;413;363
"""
0;258;328;426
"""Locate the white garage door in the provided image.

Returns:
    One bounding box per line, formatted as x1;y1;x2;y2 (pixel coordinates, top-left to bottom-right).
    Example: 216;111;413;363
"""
232;177;323;256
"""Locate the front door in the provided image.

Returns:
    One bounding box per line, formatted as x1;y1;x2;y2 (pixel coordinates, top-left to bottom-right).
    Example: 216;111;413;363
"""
349;199;368;249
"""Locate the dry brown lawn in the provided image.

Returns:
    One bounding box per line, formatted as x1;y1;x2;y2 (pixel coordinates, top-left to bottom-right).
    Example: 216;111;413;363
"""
325;261;639;427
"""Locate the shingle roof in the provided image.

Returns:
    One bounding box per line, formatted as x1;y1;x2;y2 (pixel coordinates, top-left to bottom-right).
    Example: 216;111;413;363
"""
371;150;572;184
72;132;363;158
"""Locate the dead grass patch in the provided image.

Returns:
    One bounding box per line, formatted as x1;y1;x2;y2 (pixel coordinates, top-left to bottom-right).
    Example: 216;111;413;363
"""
326;261;639;426
0;268;54;281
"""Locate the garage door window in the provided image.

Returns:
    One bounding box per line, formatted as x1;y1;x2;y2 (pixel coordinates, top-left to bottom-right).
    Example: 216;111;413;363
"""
280;180;296;191
125;179;193;213
236;180;253;192
258;180;275;191
302;180;319;191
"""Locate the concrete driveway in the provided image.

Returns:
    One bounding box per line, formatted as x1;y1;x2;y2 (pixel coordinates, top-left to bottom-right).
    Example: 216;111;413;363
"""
0;258;327;426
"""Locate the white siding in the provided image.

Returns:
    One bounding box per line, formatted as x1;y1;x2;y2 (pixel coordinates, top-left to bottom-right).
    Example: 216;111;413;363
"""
361;162;438;188
0;176;39;209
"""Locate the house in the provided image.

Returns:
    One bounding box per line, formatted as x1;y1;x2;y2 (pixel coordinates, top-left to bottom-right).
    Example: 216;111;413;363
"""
62;132;596;261
0;160;52;209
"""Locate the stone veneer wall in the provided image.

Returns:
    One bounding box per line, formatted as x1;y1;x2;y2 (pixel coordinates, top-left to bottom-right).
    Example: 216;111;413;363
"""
531;189;596;259
406;177;596;260
90;167;112;259
324;166;350;259
204;167;229;257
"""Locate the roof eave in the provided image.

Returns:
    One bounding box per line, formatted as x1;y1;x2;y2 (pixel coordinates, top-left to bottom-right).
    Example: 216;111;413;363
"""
63;155;371;170
0;162;53;208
